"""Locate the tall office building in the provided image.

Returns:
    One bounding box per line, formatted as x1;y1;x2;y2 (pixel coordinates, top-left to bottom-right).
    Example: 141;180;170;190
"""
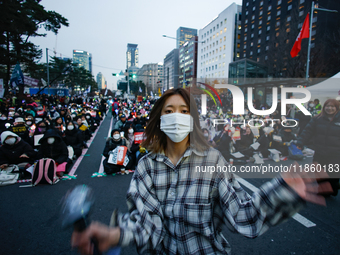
96;72;106;90
72;50;91;72
137;63;163;94
239;0;340;78
179;36;198;87
89;54;92;74
197;3;242;79
163;49;179;90
126;44;139;69
176;27;197;49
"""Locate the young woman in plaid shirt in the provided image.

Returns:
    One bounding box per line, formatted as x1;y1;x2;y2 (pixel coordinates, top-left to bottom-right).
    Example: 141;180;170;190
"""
72;88;332;255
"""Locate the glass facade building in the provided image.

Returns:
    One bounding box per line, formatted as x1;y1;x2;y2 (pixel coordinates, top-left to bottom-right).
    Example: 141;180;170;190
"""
126;43;139;69
179;36;197;87
176;27;197;49
72;50;91;72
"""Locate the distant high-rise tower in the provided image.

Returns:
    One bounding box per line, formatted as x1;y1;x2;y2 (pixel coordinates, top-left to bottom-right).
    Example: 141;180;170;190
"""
176;27;197;49
126;44;139;69
73;50;91;72
96;72;106;90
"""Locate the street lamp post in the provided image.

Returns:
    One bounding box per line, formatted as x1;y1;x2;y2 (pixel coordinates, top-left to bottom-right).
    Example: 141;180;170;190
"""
306;2;338;80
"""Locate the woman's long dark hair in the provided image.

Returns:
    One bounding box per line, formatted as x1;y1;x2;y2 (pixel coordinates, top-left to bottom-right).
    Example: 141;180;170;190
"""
142;88;209;153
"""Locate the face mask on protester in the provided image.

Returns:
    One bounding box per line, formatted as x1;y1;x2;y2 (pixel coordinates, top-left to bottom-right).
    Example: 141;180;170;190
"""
26;121;32;126
0;117;7;120
160;113;193;143
38;127;46;133
113;134;120;140
204;133;209;138
128;129;134;134
67;125;74;130
47;137;55;144
5;137;16;145
86;116;90;119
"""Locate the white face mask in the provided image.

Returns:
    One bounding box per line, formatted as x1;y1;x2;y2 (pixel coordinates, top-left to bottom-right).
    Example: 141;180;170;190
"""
0;117;7;120
47;137;55;144
160;113;193;143
5;137;16;145
204;133;209;138
128;129;134;134
26;121;32;126
113;134;120;140
86;116;90;119
67;125;74;130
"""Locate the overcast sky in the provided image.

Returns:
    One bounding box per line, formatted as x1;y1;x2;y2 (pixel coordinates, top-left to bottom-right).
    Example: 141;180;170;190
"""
31;0;242;90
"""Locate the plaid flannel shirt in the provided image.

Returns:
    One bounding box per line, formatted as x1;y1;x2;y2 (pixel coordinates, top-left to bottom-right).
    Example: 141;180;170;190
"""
116;147;304;254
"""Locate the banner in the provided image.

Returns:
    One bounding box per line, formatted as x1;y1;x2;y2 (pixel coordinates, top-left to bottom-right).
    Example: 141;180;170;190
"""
24;76;39;87
0;79;4;98
108;146;129;166
134;132;146;144
10;63;24;88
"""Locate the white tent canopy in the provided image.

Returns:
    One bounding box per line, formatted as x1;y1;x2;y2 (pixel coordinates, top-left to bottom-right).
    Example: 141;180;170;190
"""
293;72;340;104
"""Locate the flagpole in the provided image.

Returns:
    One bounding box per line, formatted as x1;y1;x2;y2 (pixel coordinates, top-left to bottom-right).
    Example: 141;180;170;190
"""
305;2;338;81
306;2;314;81
46;48;50;95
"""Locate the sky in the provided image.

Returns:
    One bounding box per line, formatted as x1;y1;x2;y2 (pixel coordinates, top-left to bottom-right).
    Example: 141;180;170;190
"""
31;0;243;91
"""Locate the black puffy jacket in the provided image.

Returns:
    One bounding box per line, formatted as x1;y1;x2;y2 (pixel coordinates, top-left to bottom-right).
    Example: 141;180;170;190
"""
0;138;37;165
64;128;84;151
37;129;68;164
297;112;340;157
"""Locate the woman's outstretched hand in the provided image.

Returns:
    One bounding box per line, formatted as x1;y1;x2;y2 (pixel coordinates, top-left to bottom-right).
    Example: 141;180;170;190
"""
71;222;120;255
282;162;333;206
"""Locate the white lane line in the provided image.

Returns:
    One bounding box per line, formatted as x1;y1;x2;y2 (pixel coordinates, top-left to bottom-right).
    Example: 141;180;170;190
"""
68;114;106;176
98;117;114;174
235;175;317;228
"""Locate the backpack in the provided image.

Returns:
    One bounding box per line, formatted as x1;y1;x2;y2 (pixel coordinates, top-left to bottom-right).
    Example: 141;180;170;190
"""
288;144;304;160
32;158;59;186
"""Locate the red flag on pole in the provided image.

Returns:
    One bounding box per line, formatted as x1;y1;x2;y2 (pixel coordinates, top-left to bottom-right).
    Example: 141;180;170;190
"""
290;13;310;58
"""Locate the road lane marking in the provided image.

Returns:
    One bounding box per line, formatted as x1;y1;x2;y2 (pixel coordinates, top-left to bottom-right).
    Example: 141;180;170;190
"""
98;117;114;174
235;175;316;228
68;114;106;176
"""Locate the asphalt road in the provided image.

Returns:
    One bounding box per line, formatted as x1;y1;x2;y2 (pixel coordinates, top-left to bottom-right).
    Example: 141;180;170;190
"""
1;115;339;255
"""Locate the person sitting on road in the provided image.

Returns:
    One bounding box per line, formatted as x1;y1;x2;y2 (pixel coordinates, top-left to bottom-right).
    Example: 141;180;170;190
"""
10;116;29;142
133;111;146;129
0;131;37;178
76;117;91;141
102;129;130;175
37;129;69;176
272;126;296;156
114;114;128;131
64;121;84;158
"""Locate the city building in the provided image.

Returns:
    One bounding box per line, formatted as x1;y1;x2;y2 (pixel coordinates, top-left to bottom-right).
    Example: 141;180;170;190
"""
126;43;139;69
137;63;163;95
96;72;106;90
72;50;91;72
197;3;242;80
176;27;197;49
89;54;92;74
179;36;198;87
239;0;340;78
163;49;179;90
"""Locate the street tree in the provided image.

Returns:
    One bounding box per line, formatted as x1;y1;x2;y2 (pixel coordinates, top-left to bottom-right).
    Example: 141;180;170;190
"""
0;0;69;95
